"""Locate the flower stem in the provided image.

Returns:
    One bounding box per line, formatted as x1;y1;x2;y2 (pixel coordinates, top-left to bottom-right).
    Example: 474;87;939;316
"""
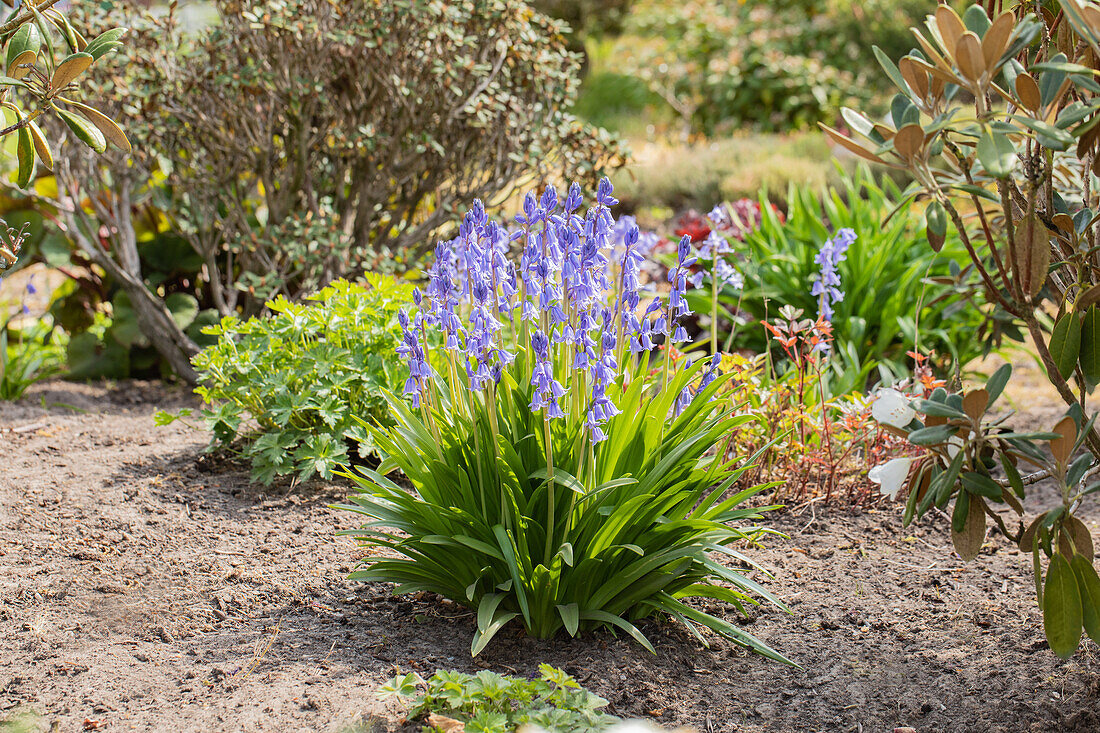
543;415;555;564
815;360;836;502
711;271;719;355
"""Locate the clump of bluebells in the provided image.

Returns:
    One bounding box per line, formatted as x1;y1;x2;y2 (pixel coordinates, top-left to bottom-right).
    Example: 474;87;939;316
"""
398;177;712;447
338;178;789;664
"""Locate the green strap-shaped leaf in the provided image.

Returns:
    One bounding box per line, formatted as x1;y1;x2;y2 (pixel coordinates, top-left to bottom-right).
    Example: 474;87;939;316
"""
962;3;992;35
873;45;909;93
1044;554;1083;659
0;76;30;90
999;453;1025;499
470;607;517;657
1012;115;1074;150
475;592;505;633
555;602;579;636
578;609;655;654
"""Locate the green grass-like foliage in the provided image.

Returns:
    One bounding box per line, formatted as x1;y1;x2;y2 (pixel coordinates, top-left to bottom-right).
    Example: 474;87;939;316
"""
380;664;617;733
191;274;410;484
708;169;989;394
0;319;62;401
337;354;790;661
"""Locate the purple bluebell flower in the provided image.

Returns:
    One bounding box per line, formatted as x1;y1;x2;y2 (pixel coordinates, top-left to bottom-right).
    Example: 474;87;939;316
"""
674;354;723;417
591;179;617;232
697;230;731;260
529;329;566;418
483;220;516;317
397;309;432;408
572;307;598;370
641;296;666;349
616;223;647;347
541;185;559;216
427;240;466;352
674;356;695;416
519;226;543;323
564;182;584;214
633;295;664;353
714;258;744;290
707;204;731;229
587;309;621;441
634;319;655;352
25;275;36;295
515;191;542;227
596;177;618;208
520;204;564;329
563;209;611;328
665;235;697;344
698;353;722;392
455;210;510;391
467;275;505;391
811;228;855;322
409;180;695;431
466;199;488;230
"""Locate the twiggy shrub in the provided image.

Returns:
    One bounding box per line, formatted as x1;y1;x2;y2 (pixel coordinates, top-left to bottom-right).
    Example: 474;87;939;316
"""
139;0;625;311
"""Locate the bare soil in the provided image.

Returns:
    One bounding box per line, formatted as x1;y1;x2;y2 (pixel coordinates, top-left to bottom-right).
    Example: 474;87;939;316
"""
1;380;1098;733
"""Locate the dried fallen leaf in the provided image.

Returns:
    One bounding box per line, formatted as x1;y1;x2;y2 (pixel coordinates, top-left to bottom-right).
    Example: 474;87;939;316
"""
427;713;465;732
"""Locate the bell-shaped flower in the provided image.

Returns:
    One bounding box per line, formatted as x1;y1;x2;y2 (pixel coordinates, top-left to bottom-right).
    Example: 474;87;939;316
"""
868;457;914;500
871;388;916;429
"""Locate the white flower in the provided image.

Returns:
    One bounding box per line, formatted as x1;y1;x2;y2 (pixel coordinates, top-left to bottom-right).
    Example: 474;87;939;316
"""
946;434;967;460
868;457;915;500
871;388;916;429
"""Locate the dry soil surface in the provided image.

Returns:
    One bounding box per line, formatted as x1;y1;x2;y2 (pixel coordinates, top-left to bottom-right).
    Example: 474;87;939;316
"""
1;381;1098;733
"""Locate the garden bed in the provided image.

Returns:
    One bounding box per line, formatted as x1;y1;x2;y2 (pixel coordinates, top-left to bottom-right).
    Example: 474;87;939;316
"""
1;380;1098;733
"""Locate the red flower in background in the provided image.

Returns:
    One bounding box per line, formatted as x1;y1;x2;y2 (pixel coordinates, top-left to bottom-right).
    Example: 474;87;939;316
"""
673;210;712;243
